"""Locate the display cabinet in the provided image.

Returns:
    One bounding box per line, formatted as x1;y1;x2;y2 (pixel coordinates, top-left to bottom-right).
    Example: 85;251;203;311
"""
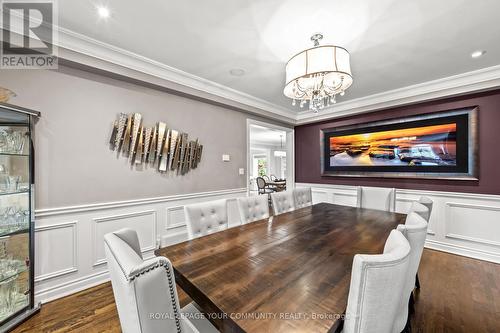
0;103;40;331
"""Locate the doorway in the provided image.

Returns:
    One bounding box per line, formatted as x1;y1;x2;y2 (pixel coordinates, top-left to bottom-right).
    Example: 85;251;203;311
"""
247;120;294;196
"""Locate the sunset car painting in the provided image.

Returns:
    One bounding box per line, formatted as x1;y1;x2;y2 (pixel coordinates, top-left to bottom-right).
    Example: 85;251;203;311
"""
329;123;457;167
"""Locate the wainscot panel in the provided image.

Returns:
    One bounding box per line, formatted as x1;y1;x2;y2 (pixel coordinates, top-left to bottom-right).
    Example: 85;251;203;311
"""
33;188;247;304
297;183;500;264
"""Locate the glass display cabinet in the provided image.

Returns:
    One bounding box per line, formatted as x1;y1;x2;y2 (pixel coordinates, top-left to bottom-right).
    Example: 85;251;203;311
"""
0;103;40;331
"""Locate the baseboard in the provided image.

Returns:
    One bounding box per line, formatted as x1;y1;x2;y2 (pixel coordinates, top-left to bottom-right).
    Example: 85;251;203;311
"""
35;270;110;304
425;239;500;264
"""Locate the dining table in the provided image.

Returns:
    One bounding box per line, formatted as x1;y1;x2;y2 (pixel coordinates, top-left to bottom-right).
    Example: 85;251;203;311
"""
155;202;406;333
265;179;286;192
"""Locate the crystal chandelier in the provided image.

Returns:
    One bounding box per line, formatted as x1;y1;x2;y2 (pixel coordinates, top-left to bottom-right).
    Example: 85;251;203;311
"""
284;34;353;113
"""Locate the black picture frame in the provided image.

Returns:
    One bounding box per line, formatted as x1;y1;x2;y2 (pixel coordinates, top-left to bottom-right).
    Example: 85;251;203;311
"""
320;107;479;180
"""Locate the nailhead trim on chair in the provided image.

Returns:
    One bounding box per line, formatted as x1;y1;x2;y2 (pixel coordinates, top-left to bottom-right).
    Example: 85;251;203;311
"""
105;235;183;332
129;261;182;333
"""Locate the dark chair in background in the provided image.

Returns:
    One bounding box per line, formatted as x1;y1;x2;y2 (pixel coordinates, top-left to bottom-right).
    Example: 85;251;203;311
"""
256;177;273;195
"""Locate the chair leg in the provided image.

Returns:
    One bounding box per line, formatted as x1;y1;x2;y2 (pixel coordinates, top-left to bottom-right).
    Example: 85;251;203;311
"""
415;273;420;290
409;292;415;314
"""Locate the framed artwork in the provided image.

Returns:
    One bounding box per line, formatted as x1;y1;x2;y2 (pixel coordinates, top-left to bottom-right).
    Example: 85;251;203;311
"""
320;107;478;180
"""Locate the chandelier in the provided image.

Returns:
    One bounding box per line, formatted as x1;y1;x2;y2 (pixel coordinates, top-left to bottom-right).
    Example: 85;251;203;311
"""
284;33;353;113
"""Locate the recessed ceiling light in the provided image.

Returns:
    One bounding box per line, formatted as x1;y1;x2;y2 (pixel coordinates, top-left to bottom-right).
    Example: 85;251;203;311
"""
471;50;486;58
97;6;110;18
229;68;245;76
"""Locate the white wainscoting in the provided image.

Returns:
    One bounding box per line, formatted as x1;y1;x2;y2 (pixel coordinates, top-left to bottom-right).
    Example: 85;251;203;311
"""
33;188;247;304
297;183;500;264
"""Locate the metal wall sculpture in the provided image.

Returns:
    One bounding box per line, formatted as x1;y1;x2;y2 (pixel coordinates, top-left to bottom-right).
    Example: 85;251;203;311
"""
109;113;203;174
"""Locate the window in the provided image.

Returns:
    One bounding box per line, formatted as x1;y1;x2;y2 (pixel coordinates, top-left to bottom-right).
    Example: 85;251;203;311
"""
252;154;268;177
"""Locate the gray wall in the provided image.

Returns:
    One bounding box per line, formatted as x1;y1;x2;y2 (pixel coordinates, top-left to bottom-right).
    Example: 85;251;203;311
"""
0;66;287;209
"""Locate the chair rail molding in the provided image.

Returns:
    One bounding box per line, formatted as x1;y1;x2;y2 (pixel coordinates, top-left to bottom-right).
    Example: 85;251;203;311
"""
298;182;500;264
33;187;247;304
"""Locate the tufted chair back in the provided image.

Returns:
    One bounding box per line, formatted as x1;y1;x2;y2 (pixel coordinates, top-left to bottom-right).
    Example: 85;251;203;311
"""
394;212;428;332
418;196;434;220
271;191;295;215
343;229;411;333
237;195;270;224
409;201;430;222
104;228;197;333
356;186;396;212
293;187;312;209
184;199;228;239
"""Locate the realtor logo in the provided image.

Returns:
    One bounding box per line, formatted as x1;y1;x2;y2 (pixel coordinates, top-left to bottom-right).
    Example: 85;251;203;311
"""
1;0;58;69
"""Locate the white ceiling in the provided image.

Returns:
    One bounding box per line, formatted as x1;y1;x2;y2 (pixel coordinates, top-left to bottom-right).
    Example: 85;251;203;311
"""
250;125;286;146
57;0;500;112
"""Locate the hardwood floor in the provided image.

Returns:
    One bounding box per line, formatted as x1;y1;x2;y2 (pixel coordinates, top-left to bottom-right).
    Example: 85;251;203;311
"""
12;249;500;333
411;250;500;333
156;203;406;332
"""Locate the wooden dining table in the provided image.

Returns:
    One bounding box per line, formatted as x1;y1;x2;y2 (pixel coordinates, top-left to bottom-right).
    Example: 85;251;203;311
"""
155;203;406;333
265;179;286;192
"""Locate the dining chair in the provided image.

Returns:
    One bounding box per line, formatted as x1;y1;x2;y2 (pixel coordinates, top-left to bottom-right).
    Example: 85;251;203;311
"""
184;199;228;239
237;195;270;224
262;175;270;182
104;228;219;333
395;212;428;332
356;186;396;212
270;174;278;181
256;177;273;195
270;191;295;215
418;196;434;219
293;187;312;209
343;229;411;333
408;199;432;290
409;201;430;222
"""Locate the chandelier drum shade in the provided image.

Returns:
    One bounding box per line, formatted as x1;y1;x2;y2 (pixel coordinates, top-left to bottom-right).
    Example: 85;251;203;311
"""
284;34;353;113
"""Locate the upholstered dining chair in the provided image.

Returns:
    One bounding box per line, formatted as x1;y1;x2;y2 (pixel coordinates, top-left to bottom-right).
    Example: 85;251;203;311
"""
418;196;434;220
104;228;219;333
395;212;428;332
343;229;411;333
409;201;430;222
271;191;295;215
184;199;228;239
293;187;313;209
412;196;433;289
237;195;270;224
356;186;396;212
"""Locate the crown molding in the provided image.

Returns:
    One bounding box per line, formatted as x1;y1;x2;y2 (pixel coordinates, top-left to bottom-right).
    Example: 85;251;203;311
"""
3;15;294;124
295;65;500;124
6;14;500;126
52;26;298;125
56;27;500;126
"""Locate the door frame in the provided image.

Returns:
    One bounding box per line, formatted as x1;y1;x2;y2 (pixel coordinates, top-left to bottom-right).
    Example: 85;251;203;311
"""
246;119;294;196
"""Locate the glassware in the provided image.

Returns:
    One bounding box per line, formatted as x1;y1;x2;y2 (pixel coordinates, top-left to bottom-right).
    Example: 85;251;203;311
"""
0;175;8;193
7;176;19;192
0;106;37;326
0;128;27;154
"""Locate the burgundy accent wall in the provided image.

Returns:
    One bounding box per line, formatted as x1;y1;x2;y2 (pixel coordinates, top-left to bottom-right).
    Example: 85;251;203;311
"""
294;89;500;195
